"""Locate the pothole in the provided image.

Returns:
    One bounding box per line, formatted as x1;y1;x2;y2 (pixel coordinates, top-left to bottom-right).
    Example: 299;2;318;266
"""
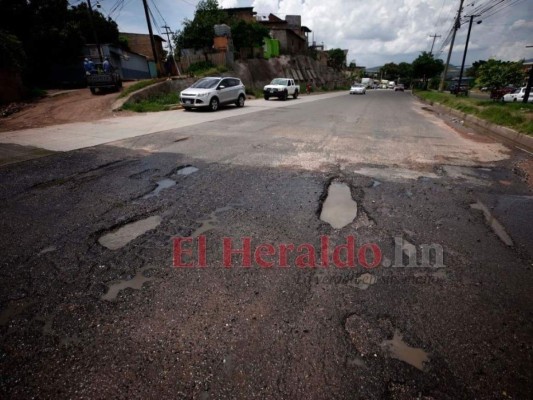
320;182;358;229
98;215;162;250
101;265;154;301
177;166;199;175
143;178;176;199
192;206;233;237
470;201;513;246
380;330;430;371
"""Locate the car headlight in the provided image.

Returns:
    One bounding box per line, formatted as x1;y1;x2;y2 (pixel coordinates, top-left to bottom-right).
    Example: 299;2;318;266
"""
197;93;209;97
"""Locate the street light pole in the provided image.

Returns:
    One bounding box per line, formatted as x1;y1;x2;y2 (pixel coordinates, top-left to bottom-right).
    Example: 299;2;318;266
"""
524;45;533;103
457;15;480;96
439;0;465;92
141;0;160;77
86;0;103;63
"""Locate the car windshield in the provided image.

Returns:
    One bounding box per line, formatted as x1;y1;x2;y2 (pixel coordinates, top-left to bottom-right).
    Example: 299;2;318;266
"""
271;78;288;85
190;78;221;89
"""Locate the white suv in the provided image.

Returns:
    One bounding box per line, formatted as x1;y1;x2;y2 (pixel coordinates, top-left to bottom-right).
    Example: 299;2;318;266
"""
180;77;246;111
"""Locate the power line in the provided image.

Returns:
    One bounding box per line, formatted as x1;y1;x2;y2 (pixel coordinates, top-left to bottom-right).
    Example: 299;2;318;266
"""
439;0;466;91
149;0;169;28
429;34;442;55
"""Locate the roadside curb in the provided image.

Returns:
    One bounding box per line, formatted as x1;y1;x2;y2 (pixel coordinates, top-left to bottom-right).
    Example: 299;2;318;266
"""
413;93;533;153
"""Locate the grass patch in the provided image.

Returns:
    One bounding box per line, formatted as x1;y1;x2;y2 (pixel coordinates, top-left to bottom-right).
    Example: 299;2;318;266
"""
416;90;533;136
121;92;180;112
118;79;162;98
187;61;229;77
246;87;263;98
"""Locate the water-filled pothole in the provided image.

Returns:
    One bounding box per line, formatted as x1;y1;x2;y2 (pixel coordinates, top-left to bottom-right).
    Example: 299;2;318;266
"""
98;215;162;250
320;182;358;229
101;265;154;301
177;166;199;175
143;179;176;199
380;330;430;371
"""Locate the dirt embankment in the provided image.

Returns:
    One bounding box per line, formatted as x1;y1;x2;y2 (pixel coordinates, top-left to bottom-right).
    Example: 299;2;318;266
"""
0;84;136;132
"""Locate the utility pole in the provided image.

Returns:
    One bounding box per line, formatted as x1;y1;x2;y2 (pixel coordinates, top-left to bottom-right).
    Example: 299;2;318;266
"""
439;0;465;92
141;0;160;77
456;15;480;95
86;0;103;62
429;34;441;55
162;25;181;76
524;45;533;103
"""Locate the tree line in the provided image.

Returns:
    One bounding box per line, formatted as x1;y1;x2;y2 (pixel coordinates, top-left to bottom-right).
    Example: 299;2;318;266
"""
0;0;119;88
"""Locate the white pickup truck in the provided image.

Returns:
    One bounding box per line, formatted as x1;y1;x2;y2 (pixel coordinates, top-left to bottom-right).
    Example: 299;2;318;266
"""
263;78;299;100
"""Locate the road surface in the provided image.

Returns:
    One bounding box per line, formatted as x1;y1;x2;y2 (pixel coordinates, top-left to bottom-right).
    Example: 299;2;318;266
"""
0;90;532;399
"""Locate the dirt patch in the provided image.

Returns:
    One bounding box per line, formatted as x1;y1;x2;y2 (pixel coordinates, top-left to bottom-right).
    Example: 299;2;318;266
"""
0;83;137;132
514;158;533;189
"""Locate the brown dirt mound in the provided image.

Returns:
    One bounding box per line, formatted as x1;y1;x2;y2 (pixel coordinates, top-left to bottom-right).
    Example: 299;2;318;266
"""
0;83;136;132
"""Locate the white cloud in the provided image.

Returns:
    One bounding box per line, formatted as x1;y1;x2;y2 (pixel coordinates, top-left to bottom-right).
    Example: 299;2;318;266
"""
510;19;533;30
219;0;240;8
250;0;533;66
112;0;533;66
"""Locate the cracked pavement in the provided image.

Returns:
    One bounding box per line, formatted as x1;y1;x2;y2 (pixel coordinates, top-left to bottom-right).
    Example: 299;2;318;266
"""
0;90;532;399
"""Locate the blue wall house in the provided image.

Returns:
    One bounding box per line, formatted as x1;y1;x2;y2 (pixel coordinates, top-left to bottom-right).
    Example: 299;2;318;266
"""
85;44;152;80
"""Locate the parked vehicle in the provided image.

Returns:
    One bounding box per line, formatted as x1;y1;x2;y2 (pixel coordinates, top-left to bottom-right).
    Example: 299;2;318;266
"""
388;81;396;89
263;78;299;100
361;77;374;88
502;87;533;103
394;84;405;92
349;84;366;95
87;63;122;94
449;84;469;96
180;77;246;111
490;87;515;101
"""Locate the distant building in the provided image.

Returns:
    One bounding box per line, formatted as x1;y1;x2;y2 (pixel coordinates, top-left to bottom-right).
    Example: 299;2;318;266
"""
223;7;257;22
257;13;311;55
120;32;166;75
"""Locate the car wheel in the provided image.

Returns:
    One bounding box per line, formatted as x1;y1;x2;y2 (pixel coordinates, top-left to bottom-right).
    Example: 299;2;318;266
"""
293;90;298;99
282;91;288;101
90;87;97;95
264;95;269;100
236;94;245;107
209;97;219;111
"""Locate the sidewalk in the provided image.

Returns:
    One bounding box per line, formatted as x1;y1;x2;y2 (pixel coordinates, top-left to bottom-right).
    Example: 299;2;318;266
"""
0;92;345;166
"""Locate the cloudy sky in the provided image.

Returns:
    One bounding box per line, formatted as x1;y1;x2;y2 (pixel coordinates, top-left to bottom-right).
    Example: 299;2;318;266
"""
96;0;533;67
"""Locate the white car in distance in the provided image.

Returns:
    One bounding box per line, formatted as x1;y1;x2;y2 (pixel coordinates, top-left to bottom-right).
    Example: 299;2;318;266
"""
503;87;533;103
350;84;366;95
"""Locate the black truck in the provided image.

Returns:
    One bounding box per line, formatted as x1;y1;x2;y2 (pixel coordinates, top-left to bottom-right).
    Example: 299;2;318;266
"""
87;64;122;94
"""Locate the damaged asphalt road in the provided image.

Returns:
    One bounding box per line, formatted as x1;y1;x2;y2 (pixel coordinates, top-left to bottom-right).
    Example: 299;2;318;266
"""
0;90;532;399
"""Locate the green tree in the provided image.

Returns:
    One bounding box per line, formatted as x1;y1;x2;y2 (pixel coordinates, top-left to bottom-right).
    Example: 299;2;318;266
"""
0;31;26;70
412;51;444;89
327;48;346;71
466;60;486;81
68;3;119;45
0;0;119;86
175;0;226;53
398;62;413;86
381;62;399;81
476;59;524;89
230;20;270;57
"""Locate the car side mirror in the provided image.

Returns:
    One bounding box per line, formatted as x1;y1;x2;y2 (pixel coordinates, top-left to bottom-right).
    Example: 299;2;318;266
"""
218;85;225;90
